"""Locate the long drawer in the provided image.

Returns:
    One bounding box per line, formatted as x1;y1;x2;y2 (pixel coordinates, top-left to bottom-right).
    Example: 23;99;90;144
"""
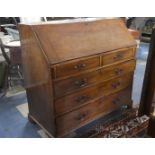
54;60;135;97
55;73;133;115
56;88;132;137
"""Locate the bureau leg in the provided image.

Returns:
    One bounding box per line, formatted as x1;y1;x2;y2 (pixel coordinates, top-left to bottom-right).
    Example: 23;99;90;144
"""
28;114;36;124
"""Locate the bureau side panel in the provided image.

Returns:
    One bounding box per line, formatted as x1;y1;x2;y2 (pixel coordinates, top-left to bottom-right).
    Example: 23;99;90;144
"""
19;24;56;137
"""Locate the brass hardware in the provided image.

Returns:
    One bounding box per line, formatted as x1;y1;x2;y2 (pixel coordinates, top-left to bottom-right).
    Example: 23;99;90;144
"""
74;63;86;70
111;81;121;88
114;68;123;75
74;78;88;87
76;113;87;121
112;98;120;105
75;95;89;103
113;53;123;60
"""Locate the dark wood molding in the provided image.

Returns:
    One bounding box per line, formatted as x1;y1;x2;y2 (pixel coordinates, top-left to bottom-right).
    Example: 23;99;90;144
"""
139;29;155;116
138;29;155;137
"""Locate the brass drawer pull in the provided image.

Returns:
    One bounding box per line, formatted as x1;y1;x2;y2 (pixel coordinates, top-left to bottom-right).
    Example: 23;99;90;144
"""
114;68;123;75
74;78;88;87
111;81;121;88
112;98;121;105
113;53;123;60
74;63;86;70
76;113;87;121
75;95;89;103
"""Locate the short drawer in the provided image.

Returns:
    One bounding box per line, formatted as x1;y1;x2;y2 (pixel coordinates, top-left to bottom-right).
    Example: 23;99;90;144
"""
102;48;135;66
54;56;100;78
55;73;133;115
56;89;132;137
54;60;135;97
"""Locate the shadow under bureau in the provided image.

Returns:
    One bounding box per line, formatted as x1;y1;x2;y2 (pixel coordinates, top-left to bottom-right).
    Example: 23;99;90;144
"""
19;18;137;137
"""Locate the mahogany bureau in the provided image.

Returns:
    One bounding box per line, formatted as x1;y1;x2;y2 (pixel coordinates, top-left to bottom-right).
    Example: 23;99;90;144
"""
19;18;137;137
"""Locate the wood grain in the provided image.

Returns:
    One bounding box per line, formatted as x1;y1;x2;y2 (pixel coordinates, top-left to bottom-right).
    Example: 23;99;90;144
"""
56;88;131;137
19;18;136;137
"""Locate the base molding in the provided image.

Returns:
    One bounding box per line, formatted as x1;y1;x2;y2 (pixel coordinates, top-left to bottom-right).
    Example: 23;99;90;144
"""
28;114;53;138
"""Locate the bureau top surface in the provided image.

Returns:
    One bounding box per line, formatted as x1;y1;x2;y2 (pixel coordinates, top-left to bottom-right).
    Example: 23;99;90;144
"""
19;18;136;65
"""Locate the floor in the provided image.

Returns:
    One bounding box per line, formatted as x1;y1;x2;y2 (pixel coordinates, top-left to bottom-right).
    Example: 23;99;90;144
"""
0;88;49;137
0;42;149;138
132;42;149;106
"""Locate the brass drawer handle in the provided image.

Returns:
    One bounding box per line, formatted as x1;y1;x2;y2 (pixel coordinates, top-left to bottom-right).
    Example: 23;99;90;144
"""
76;113;87;121
112;98;121;105
74;78;88;87
74;63;86;70
114;68;123;75
75;95;89;104
111;81;121;89
113;53;123;60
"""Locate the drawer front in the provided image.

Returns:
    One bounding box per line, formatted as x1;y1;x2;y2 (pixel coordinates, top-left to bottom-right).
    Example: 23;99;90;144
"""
54;56;100;78
102;48;135;66
54;70;100;98
55;73;133;115
55;86;98;115
100;59;135;81
53;47;135;79
56;89;132;137
54;60;135;97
